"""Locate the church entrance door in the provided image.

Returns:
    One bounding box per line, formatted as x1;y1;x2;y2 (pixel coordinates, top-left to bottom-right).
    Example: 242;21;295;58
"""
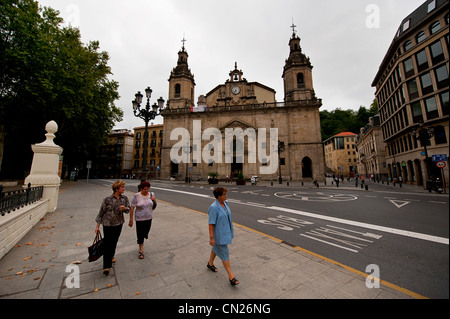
231;157;243;179
302;157;313;178
171;162;179;180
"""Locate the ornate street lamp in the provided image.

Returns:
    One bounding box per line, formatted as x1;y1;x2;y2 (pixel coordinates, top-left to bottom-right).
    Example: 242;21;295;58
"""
132;87;164;179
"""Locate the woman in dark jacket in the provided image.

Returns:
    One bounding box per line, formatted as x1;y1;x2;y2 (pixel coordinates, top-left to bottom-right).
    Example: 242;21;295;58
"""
94;180;130;275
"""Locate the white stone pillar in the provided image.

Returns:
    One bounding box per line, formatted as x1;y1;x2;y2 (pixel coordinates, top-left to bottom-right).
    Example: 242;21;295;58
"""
24;121;63;213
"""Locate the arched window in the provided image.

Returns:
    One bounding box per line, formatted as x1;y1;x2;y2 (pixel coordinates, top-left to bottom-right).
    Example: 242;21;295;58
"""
297;73;305;88
430;21;440;34
403;40;412;52
416;31;426;43
174;84;181;97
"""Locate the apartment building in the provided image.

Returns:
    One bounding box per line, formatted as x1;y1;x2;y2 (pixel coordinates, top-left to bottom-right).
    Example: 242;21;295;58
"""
372;0;449;188
132;124;163;179
324;132;358;177
95;129;134;178
356;115;388;181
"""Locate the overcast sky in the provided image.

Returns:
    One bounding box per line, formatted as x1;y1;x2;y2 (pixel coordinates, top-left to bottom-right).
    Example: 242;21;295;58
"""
37;0;426;130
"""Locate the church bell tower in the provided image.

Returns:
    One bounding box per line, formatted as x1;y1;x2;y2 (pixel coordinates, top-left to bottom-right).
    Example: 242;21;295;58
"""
282;23;317;103
167;38;195;109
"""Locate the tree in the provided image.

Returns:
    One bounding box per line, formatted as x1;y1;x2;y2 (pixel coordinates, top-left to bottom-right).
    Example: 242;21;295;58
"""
320;104;378;141
0;0;122;179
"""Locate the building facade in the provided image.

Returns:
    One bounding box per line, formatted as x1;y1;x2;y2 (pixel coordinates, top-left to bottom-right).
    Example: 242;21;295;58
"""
356;115;388;181
372;0;449;188
132;124;163;179
160;29;325;182
324;132;358;177
95;129;134;178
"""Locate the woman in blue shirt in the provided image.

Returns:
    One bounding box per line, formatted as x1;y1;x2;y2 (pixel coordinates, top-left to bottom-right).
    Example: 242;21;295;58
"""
207;187;239;285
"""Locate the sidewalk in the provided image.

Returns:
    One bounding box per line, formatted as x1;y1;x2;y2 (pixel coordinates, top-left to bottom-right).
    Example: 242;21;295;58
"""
0;181;418;300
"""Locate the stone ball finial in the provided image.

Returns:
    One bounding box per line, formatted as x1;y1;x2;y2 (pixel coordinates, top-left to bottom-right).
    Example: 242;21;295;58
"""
45;120;58;134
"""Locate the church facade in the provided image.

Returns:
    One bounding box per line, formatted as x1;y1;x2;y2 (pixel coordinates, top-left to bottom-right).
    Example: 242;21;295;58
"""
160;29;325;182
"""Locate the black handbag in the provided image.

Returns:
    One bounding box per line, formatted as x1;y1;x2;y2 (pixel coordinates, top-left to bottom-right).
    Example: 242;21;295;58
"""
88;231;104;262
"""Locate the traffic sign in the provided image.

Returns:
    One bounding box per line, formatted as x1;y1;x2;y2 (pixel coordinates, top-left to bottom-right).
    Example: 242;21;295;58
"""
436;161;446;169
432;154;448;162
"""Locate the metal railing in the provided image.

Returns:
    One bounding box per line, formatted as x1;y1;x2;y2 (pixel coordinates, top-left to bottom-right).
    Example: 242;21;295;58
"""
0;184;44;216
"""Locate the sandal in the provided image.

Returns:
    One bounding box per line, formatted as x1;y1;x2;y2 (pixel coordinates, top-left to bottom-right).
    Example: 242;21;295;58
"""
229;277;239;286
138;252;144;259
103;268;110;276
207;263;218;272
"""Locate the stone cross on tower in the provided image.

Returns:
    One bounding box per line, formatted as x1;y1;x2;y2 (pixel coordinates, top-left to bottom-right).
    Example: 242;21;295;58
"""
290;20;297;36
181;35;187;50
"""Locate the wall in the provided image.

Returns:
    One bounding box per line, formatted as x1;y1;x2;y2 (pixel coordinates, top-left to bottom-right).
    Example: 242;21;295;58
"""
0;199;49;260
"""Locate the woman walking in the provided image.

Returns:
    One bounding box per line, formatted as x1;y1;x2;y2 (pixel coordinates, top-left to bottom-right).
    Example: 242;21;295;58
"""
95;181;130;275
128;181;157;259
207;187;239;285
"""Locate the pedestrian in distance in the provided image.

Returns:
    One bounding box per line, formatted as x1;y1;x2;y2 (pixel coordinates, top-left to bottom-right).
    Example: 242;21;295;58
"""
128;181;157;259
95;180;130;275
207;187;239;286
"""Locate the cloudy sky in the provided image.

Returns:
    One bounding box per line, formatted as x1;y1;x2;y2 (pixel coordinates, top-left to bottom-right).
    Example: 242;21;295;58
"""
37;0;425;130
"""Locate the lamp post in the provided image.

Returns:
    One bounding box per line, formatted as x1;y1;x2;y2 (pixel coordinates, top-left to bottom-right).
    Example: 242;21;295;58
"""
183;145;193;183
410;121;434;187
278;140;285;184
132;87;164;179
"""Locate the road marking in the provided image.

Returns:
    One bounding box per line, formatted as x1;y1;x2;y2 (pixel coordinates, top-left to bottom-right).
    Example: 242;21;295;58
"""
300;225;381;253
150;185;449;245
328;225;383;240
428;201;447;204
257;215;313;231
152;186;212;199
389;199;411;209
269;206;448;245
275;192;357;202
300;233;359;253
244;201;267;208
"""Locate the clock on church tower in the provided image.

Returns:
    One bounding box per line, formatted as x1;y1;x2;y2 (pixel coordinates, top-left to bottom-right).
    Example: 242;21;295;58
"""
204;62;276;107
